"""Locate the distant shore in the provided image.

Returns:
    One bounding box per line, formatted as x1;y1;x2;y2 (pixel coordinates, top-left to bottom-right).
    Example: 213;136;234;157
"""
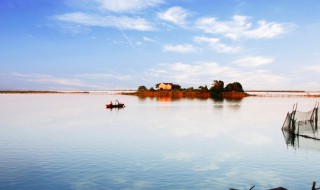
1;90;320;97
246;90;306;93
0;90;134;94
246;90;320;97
0;90;89;94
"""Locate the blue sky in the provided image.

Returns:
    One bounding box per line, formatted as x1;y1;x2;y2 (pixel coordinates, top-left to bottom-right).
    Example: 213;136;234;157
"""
1;0;320;90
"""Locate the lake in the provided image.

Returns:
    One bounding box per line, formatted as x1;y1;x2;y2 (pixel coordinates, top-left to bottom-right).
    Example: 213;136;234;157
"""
0;94;319;190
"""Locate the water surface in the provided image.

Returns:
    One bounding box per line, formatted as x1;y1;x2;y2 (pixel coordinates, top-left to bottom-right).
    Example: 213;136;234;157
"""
0;94;319;189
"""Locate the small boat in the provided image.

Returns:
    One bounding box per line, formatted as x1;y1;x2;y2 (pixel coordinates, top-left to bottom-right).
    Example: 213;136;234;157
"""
106;103;125;109
106;100;125;109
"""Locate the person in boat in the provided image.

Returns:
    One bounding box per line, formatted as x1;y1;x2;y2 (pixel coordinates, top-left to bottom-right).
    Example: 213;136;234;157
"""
110;101;113;106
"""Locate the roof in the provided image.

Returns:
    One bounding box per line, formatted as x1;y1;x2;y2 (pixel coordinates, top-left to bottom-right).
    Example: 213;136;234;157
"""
161;82;180;86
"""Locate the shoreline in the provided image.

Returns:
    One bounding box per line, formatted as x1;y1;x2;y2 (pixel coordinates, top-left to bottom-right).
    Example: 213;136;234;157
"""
0;90;89;94
1;90;320;98
246;91;320;98
0;90;135;94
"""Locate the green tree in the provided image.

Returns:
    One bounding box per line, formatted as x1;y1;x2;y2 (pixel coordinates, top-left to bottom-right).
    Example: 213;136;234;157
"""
198;85;209;92
155;83;161;89
137;86;148;91
209;80;224;99
149;87;155;91
210;80;224;93
225;82;244;92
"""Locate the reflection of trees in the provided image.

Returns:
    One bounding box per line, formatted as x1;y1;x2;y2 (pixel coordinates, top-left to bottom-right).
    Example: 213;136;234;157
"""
210;98;242;110
225;98;242;110
211;98;224;109
225;98;242;103
137;96;147;102
214;104;224;110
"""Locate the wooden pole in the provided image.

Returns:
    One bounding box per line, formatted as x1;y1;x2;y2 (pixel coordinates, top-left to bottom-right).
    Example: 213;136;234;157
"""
312;181;316;190
316;106;318;130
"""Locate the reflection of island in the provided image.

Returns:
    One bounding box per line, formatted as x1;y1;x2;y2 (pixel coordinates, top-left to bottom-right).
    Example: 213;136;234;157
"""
210;98;242;110
225;98;242;110
157;97;173;102
133;80;248;99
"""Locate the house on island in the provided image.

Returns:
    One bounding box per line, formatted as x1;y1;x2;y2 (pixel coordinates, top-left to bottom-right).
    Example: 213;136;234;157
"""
158;83;181;90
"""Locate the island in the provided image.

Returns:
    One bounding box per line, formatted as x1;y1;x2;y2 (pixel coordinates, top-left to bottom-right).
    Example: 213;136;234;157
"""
133;80;248;99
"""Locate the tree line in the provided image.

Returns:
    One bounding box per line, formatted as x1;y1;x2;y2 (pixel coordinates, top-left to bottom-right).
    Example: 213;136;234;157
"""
137;80;244;99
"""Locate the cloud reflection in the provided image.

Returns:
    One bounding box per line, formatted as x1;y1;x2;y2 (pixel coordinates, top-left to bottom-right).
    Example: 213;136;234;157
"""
235;132;274;146
193;163;219;172
163;152;194;161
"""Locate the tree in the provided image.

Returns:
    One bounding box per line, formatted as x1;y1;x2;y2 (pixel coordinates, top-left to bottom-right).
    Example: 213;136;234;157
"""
209;80;224;99
155;83;161;89
149;87;155;91
225;82;244;92
198;85;209;92
210;80;224;93
137;86;148;91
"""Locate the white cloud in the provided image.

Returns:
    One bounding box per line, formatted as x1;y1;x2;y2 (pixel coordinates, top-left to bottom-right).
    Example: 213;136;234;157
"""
290;65;320;90
147;62;290;90
304;65;320;73
6;72;95;88
76;73;131;81
143;36;155;42
157;6;190;26
294;82;320;90
238;70;290;90
32;77;86;87
99;0;164;12
52;22;92;34
244;20;291;39
148;62;238;85
196;15;294;40
54;12;155;31
233;56;274;67
163;44;199;53
1;72;139;90
193;36;241;53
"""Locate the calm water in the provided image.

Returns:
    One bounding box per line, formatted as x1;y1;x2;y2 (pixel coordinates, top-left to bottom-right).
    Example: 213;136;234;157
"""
0;94;319;190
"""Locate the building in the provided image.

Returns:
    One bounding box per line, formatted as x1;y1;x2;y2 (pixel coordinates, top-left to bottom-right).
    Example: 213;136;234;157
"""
158;83;181;90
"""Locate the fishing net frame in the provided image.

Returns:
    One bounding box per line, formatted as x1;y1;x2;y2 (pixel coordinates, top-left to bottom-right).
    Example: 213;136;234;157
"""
282;102;319;139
